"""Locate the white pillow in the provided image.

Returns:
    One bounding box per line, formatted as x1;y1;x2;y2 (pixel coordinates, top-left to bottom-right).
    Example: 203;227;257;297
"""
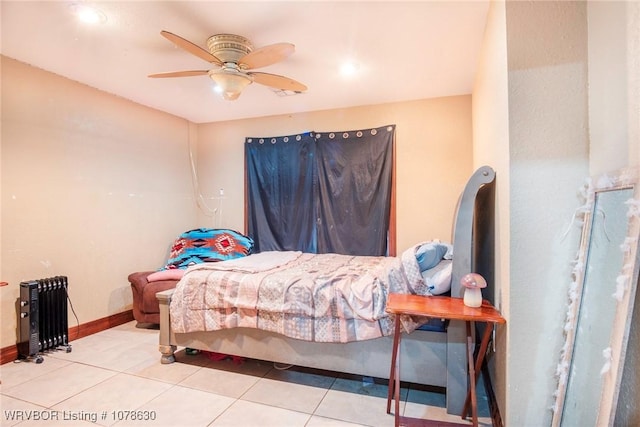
147;269;185;282
420;260;452;295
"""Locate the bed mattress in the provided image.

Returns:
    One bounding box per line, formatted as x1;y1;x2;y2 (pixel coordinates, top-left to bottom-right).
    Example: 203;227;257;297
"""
169;250;434;343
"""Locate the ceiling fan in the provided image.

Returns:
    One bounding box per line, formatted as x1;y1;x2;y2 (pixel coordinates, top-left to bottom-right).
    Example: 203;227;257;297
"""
149;31;308;101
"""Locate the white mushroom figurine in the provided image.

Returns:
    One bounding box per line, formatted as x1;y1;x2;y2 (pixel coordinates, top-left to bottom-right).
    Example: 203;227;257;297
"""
460;273;487;308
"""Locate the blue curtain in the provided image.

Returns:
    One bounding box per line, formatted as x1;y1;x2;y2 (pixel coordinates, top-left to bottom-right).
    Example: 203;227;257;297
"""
245;125;394;256
245;133;316;253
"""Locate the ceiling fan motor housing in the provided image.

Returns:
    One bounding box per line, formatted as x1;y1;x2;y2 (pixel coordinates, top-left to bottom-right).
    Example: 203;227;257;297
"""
206;34;253;66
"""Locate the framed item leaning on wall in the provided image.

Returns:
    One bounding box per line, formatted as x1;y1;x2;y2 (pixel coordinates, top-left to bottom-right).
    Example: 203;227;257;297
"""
552;167;640;426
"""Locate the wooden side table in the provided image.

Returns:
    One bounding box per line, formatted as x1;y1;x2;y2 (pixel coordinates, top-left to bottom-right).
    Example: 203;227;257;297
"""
385;294;505;427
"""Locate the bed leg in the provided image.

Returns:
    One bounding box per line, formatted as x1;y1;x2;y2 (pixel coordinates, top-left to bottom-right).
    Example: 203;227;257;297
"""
157;289;176;364
159;344;176;364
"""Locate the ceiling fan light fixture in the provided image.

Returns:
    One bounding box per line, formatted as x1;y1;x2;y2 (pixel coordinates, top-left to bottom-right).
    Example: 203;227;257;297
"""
151;31;306;99
209;69;253;101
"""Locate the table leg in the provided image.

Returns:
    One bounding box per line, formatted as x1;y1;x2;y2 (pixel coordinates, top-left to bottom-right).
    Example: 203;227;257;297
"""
463;321;479;427
462;322;494;423
386;316;402;427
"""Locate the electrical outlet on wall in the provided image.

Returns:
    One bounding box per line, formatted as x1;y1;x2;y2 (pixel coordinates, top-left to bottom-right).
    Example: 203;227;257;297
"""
209;188;226;200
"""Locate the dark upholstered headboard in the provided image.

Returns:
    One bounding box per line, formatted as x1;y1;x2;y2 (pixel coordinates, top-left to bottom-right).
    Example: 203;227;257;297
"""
450;165;496;303
446;165;496;414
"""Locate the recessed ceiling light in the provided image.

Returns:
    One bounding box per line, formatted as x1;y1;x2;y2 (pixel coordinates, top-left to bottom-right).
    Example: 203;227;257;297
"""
70;3;107;24
340;61;360;77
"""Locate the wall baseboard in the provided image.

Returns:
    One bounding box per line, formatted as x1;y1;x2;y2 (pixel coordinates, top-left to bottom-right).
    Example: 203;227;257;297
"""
0;310;134;365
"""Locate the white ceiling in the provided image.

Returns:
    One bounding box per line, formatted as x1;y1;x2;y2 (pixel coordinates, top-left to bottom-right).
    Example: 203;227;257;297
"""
0;1;489;124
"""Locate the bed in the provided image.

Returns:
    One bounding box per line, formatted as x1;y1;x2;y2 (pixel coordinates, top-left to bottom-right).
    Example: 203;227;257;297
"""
157;165;496;415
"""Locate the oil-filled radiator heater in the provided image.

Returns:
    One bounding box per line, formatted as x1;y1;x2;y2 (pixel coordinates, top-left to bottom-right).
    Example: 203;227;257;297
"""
18;276;72;363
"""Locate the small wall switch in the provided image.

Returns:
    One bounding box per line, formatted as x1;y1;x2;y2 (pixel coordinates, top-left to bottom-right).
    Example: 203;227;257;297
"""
219;188;225;196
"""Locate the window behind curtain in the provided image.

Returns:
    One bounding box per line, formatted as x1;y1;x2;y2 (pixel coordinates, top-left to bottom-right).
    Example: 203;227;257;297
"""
245;125;395;256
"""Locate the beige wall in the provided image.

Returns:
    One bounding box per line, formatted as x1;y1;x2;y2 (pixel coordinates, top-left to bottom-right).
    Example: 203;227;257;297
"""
1;57;197;349
505;2;590;425
588;1;634;175
472;0;510;419
196;97;473;254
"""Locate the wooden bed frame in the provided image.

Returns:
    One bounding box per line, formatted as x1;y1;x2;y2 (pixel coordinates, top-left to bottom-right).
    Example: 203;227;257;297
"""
157;166;496;415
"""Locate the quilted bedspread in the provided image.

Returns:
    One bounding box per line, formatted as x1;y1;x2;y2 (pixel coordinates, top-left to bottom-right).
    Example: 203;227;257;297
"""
169;250;428;343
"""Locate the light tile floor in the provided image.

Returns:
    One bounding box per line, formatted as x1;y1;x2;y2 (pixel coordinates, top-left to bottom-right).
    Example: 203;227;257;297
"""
1;322;492;427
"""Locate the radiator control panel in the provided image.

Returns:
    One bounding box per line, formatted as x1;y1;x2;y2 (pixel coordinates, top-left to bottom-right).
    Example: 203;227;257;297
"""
18;281;40;358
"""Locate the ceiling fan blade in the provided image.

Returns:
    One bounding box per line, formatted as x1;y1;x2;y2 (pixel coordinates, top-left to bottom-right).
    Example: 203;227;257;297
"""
250;72;307;92
160;30;223;66
148;70;209;78
239;43;295;70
